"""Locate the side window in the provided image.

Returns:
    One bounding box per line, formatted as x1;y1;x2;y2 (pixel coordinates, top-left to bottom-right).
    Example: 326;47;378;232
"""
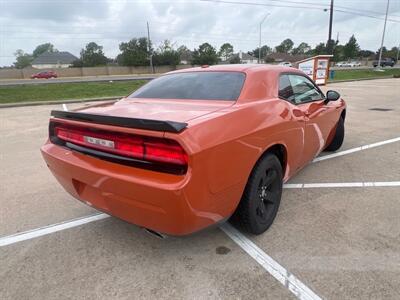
278;75;295;102
288;75;324;104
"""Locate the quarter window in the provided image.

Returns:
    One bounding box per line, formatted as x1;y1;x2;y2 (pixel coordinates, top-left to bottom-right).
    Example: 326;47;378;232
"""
288;75;324;104
278;75;295;101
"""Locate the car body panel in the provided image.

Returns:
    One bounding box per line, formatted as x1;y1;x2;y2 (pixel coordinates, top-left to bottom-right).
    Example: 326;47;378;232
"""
41;64;346;235
75;98;235;123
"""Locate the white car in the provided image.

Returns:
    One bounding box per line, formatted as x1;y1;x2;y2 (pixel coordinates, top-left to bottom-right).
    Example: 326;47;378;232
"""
336;61;361;67
347;61;361;67
278;62;292;67
336;62;347;67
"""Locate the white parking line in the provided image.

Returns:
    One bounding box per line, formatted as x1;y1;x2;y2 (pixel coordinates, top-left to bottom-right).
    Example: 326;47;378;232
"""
2;180;399;247
220;223;322;300
0;213;109;247
313;137;400;163
284;181;400;189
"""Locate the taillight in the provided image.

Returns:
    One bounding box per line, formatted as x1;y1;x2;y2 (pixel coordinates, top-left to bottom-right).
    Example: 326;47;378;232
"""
51;122;188;170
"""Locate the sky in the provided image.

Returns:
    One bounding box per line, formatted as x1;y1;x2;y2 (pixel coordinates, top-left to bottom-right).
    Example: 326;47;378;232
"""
0;0;399;66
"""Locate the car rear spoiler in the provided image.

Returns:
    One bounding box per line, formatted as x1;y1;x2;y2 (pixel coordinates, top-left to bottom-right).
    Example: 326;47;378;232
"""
50;110;188;133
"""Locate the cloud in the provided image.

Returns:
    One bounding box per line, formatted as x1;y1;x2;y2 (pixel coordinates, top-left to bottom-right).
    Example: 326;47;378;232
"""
0;0;399;66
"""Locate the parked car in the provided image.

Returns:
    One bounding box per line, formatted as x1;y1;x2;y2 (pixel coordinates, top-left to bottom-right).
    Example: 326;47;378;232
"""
336;61;361;67
279;61;292;67
347;61;361;67
373;58;395;67
31;71;58;79
41;65;346;236
335;62;347;67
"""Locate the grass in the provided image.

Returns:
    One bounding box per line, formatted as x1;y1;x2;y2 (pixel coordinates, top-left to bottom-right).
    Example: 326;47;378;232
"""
330;68;400;81
0;80;148;104
1;69;399;104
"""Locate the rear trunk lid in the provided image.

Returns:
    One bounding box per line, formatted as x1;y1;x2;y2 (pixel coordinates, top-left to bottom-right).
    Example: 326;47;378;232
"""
75;98;234;124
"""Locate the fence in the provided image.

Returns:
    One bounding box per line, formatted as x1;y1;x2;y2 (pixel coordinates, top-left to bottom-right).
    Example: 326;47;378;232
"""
0;65;193;80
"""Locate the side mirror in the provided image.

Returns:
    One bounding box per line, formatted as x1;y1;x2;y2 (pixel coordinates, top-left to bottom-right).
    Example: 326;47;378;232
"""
325;90;340;103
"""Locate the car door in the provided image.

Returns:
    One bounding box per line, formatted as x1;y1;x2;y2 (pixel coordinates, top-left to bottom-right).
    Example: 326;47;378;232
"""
287;74;339;165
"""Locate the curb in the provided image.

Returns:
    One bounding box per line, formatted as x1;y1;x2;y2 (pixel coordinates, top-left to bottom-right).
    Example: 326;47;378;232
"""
0;96;120;109
1;76;397;109
328;75;396;83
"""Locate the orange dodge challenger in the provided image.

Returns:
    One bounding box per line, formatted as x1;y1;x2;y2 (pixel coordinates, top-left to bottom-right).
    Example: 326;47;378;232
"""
41;65;346;236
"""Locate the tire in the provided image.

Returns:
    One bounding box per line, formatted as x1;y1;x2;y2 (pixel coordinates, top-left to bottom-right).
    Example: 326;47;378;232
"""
231;153;283;235
325;116;345;151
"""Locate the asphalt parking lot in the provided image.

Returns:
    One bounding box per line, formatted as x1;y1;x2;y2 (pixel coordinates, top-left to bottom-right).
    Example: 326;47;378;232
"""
0;78;399;299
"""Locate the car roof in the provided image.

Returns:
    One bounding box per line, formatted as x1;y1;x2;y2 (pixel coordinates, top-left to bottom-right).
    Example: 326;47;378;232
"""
168;64;297;75
169;64;283;73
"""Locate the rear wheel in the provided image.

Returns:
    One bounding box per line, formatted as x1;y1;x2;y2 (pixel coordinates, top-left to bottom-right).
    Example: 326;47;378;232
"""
231;153;283;235
325;116;345;151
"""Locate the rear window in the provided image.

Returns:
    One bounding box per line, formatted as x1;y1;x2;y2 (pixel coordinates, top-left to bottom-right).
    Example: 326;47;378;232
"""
130;71;245;101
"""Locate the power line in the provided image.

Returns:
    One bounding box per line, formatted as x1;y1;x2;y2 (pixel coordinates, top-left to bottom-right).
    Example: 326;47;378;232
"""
200;0;400;23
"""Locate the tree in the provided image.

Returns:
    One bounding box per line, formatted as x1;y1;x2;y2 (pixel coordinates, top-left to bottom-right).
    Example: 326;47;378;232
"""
219;43;234;61
191;43;218;65
71;59;83;67
375;46;387;59
32;43;56;58
359;50;374;58
117;37;151;66
248;45;272;59
13;49;33;69
153;40;180;66
229;55;241;64
80;42;108;67
343;35;360;59
325;39;336;55
275;39;294;53
332;44;345;62
292;42;311;55
313;42;327;55
387;46;399;61
177;45;192;64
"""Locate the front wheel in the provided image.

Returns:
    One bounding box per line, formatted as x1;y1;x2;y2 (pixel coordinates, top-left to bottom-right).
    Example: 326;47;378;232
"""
325;116;345;151
231;153;283;235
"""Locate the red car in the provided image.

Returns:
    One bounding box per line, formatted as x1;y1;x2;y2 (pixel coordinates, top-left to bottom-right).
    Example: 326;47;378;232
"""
31;71;58;79
41;65;346;236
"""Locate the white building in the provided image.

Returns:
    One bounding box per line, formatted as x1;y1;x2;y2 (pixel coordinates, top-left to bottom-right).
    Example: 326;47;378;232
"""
225;51;258;64
237;51;258;64
32;52;78;69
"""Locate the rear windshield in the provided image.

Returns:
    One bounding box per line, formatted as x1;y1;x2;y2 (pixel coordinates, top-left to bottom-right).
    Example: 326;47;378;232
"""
129;71;245;101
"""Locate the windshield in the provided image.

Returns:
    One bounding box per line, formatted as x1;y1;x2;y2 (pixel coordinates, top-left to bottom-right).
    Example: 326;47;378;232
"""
130;71;245;101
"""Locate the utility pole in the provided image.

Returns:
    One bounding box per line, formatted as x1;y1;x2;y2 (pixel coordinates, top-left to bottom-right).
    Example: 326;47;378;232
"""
327;0;334;54
396;43;400;63
147;21;154;73
377;0;390;69
258;13;269;64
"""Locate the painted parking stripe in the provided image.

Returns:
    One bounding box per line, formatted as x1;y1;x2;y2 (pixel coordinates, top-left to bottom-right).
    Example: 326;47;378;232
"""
313;137;400;163
0;213;109;247
220;223;322;300
284;181;400;189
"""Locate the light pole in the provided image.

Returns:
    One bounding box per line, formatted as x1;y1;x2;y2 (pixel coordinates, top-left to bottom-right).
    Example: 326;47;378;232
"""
258;13;270;64
147;21;154;73
327;0;334;54
377;0;390;69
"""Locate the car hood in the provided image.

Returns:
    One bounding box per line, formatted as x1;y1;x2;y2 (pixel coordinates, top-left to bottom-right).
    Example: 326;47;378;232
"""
74;97;234;123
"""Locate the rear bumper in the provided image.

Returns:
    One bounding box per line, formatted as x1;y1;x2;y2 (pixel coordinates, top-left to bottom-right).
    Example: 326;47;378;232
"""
41;142;231;235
